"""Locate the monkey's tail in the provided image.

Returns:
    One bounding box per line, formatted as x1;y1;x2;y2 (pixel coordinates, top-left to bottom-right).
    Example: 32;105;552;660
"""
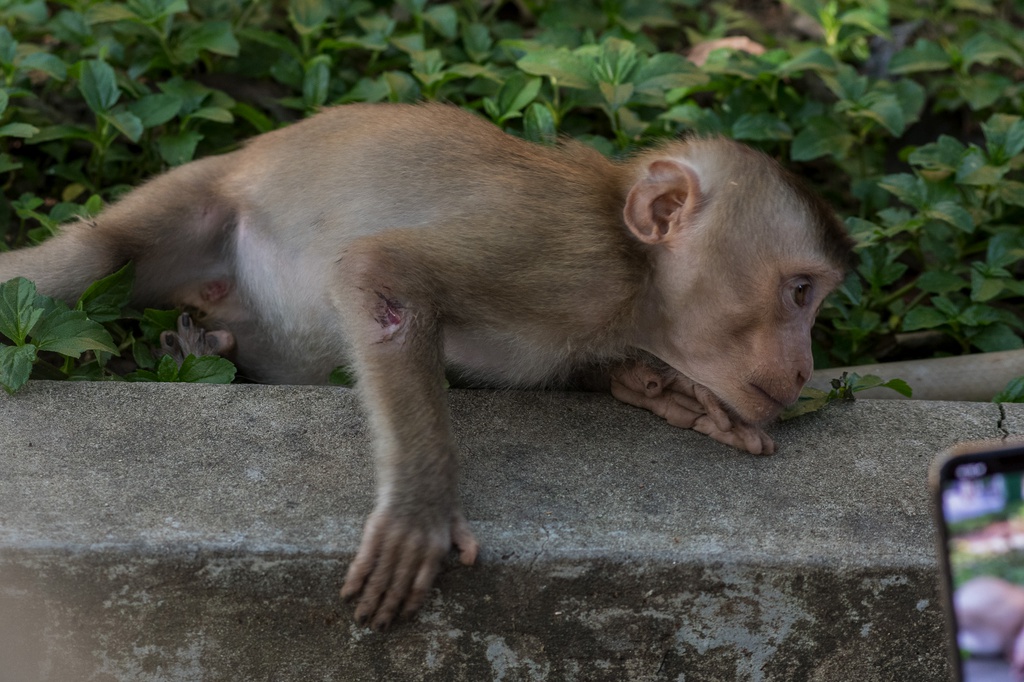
0;154;236;306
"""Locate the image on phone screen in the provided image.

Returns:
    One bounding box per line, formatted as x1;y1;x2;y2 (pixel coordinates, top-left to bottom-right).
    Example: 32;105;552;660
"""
937;442;1024;682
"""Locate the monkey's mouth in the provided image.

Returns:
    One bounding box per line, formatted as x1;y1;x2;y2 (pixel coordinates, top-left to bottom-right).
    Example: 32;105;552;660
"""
748;383;789;410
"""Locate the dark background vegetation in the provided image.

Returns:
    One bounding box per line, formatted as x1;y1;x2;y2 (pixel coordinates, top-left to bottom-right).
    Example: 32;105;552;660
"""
0;0;1022;395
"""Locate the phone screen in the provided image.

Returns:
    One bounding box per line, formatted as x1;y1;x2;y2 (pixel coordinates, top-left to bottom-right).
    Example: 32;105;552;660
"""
936;441;1024;682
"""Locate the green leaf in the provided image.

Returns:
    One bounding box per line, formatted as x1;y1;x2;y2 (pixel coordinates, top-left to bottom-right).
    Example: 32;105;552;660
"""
777;47;839;75
995;376;1024;403
31;310;117;357
86;4;141;24
516;48;593;90
790;117;855;161
237;27;303;61
0;153;21;173
731;113;792;141
879;378;913;397
959;73;1013;111
926;201;974;233
982;114;1024;161
779;387;831;421
902;307;948;331
19;52;67;81
523;102;557;144
289;0;331;36
969;324;1023;352
660;103;723;134
25;124;92;144
176;20;239;62
177;354;237;383
461;23;492;63
598;81;634;110
140;308;180;342
233;102;275;133
917;271;967;294
302;56;331;108
634;53;708;92
128;93;182;128
908;135;966;172
423;5;458;40
0;278;44;345
190;106;234;124
0;344;37;394
878;173;926;208
857;91;906;136
77;263;134;323
970;272;1004;302
78;59;120;113
102;109;144;143
961;33;1023;69
956;149;1008;186
496;73;541;118
0;27;15;65
157;130;203;166
0;123;39;139
888;39;951;74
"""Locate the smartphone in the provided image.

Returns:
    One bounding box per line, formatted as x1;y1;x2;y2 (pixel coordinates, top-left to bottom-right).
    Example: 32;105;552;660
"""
933;439;1024;682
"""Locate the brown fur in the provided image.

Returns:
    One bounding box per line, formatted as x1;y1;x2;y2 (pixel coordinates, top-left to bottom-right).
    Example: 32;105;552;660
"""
0;102;854;629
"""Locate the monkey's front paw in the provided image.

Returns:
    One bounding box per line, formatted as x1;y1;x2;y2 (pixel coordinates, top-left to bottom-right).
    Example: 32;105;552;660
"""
610;362;705;429
160;312;235;364
340;506;478;631
610;363;775;456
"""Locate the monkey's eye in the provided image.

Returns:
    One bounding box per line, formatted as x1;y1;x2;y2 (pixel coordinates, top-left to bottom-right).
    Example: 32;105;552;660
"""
793;281;811;307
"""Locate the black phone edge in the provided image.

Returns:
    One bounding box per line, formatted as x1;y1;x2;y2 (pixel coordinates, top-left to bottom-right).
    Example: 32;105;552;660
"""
929;438;1024;682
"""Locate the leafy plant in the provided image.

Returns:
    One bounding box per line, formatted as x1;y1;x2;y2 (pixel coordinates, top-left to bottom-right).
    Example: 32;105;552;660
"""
0;0;1021;392
0;276;117;393
996;376;1024;403
781;371;913;420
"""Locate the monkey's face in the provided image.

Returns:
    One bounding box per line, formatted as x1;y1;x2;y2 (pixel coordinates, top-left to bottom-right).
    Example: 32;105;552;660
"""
642;234;845;427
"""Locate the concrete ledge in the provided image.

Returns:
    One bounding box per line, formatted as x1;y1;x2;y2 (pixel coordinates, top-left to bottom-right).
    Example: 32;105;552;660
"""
1;382;1019;681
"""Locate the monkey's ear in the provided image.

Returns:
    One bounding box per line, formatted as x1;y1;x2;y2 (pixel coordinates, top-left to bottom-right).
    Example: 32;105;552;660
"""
623;159;703;244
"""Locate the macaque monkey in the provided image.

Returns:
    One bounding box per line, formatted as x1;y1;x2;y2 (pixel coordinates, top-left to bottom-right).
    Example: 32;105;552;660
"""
955;576;1024;678
0;103;854;629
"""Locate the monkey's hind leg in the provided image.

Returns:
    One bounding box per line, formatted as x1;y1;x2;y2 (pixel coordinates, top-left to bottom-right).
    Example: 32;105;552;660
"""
160;312;236;365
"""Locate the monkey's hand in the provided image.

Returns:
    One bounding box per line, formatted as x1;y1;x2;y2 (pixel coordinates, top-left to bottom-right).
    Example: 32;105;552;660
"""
160;312;235;364
610;363;775;456
340;504;478;630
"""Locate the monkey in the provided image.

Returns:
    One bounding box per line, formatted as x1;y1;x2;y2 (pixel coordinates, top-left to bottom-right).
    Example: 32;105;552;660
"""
0;102;854;630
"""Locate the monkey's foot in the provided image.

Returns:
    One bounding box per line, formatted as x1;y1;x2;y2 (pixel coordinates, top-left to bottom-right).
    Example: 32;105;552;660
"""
341;506;478;631
610;363;775;455
160;312;236;365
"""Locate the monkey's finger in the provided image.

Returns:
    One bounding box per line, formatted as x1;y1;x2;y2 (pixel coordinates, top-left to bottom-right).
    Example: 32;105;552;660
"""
451;513;479;566
611;365;664;397
693;385;733;433
657;400;703;429
340;518;385;601
664;389;705;415
692;416;764;455
401;547;446;620
354;531;404;627
612;381;691;425
371;537;430;631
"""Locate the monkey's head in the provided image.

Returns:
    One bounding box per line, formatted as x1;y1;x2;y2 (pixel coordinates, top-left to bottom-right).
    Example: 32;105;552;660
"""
625;138;855;425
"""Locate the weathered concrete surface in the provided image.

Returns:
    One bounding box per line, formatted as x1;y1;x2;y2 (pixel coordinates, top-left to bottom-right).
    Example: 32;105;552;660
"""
0;382;1019;681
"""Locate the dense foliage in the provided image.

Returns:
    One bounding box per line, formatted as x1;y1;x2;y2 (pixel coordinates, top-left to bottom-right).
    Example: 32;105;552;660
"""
0;0;1022;395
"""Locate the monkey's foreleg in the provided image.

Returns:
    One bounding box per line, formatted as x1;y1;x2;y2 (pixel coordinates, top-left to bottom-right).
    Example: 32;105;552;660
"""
334;247;478;630
610;362;775;455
